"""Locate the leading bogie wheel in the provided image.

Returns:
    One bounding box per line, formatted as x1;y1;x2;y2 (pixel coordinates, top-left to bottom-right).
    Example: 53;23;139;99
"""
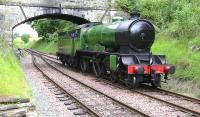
110;72;118;83
61;60;65;65
125;75;137;89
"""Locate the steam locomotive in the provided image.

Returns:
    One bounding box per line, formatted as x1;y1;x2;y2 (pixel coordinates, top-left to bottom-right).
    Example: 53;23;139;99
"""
56;13;175;88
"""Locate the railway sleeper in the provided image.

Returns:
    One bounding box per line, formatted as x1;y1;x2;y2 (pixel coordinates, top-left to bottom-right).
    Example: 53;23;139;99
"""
73;110;87;115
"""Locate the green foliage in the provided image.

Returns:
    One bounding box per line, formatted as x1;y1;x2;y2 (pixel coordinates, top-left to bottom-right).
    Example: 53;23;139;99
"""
14;38;24;48
46;32;58;42
0;39;31;97
189;37;200;47
0;0;9;4
166;1;200;38
116;0;138;13
21;33;30;43
28;39;58;54
138;0;174;27
14;37;40;49
162;78;200;98
117;0;200;38
31;19;75;41
152;35;200;85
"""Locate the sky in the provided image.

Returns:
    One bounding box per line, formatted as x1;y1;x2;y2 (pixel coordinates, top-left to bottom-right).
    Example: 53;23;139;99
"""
13;23;38;37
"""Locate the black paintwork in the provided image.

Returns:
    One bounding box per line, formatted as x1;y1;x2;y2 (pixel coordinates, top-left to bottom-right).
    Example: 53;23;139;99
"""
116;15;155;53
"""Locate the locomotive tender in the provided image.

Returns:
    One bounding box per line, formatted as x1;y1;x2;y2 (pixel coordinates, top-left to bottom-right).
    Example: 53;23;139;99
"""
56;13;175;88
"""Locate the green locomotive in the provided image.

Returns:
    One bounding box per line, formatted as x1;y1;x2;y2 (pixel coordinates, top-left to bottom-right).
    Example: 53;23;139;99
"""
56;13;175;88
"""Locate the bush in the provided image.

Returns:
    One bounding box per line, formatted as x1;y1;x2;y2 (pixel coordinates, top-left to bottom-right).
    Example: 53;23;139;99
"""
152;35;200;85
46;32;58;42
139;0;174;28
21;34;30;43
31;19;75;41
0;0;8;4
117;0;200;38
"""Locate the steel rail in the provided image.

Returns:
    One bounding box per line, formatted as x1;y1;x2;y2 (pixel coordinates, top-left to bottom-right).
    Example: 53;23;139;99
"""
28;49;149;117
38;51;200;117
133;83;200;104
132;90;200;116
27;49;57;60
30;53;101;117
156;88;200;103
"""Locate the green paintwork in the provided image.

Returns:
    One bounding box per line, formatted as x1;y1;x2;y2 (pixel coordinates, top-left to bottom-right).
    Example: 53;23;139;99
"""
80;21;122;52
110;55;117;71
58;21;123;55
73;39;80;55
58;32;80;56
80;28;87;49
78;22;123;70
58;21;123;71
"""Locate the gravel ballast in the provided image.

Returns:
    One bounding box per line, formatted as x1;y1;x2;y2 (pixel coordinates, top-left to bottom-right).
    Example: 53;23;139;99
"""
21;55;77;117
45;57;191;117
35;56;143;117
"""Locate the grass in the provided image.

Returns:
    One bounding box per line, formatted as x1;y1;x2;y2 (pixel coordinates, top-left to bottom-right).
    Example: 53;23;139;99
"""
13;37;56;54
189;37;200;47
152;34;200;84
152;34;200;98
14;37;39;49
162;79;200;98
0;40;31;98
27;39;58;54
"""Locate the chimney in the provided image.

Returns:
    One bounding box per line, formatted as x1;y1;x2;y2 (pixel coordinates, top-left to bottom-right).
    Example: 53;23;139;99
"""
130;12;140;20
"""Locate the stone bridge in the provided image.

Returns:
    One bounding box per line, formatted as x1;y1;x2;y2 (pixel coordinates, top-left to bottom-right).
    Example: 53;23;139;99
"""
0;0;128;43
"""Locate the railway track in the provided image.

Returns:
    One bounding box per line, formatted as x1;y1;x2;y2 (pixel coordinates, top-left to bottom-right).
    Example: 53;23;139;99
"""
29;50;148;117
31;56;97;117
27;49;200;116
27;49;57;60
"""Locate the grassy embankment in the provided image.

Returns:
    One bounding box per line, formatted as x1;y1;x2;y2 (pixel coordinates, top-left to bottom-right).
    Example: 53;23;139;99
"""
27;39;58;54
0;39;31;98
14;37;58;54
152;34;200;98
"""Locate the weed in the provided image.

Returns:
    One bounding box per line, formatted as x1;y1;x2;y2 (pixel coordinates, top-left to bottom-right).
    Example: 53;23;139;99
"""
0;40;31;97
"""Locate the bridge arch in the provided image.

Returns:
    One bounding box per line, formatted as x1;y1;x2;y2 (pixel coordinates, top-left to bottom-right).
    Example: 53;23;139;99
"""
12;13;91;30
11;13;91;46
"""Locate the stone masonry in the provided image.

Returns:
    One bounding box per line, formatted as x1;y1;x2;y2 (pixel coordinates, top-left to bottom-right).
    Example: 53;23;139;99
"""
0;0;128;43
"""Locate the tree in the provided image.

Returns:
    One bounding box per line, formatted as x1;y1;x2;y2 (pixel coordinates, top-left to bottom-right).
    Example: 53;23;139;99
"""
31;19;75;41
116;0;138;13
0;0;9;4
116;0;200;38
21;34;30;43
